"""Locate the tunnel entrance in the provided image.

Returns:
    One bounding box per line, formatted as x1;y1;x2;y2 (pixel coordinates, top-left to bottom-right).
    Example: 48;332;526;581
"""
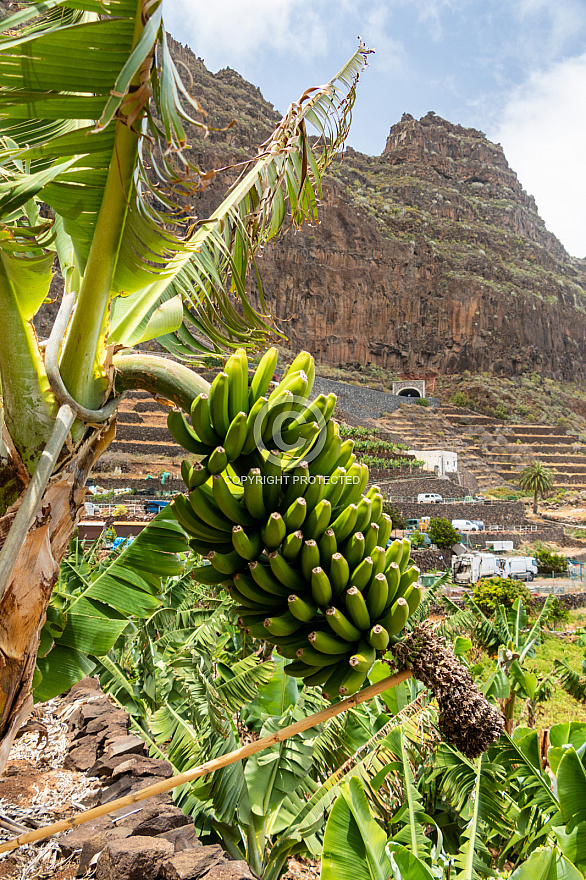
398;387;422;398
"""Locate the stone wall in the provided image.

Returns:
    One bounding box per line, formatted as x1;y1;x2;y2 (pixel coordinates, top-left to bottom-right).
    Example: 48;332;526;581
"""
383;477;469;501
389;499;526;526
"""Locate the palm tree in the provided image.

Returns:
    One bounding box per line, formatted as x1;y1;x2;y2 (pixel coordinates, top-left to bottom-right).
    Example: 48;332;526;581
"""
0;0;370;767
519;461;554;514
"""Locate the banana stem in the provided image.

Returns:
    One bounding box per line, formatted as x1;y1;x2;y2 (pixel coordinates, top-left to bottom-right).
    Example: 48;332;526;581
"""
113;354;210;410
0;669;412;854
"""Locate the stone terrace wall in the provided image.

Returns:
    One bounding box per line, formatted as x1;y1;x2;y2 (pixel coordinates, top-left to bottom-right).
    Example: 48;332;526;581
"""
389;500;526;526
380;471;468;507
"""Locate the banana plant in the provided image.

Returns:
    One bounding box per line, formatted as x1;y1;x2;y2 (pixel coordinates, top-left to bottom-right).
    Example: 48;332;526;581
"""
0;0;370;767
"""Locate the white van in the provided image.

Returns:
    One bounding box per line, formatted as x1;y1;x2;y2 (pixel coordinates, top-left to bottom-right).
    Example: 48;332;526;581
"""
417;493;443;503
496;556;539;582
452;519;480;531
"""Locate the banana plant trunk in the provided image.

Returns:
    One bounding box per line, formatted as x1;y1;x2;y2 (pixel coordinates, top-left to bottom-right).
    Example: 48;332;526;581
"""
0;424;114;772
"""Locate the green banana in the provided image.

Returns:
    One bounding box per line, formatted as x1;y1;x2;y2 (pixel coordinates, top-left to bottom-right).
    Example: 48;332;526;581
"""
280;419;320;448
223;412;248;462
282;530;304;563
338;667;368;697
191;563;229;586
243;468;267;520
304;474;326;509
261;512;286;550
329;552;350;595
242;395;268;455
368;493;383;523
323;467;347;507
377;513;392;549
206;446;228;475
330;504;358;543
336;462;367;508
365;572;388;620
326;605;361;642
295;645;342;667
286;351;315;392
402;583;422;616
280;461;310;511
284;659;317;678
288;593;317;622
303;498;331;542
397;565;420;599
336;439;355;471
399;538;412;573
282;496;307;532
268;368;309;404
350;556;373;591
321;662;355;700
232;573;285;607
172;495;230;544
311;567;333;606
385;562;401;606
249;347;279;407
183;461;210;489
318;529;337;570
277;643;305;661
189;538;233;556
344;531;365;570
378;597;409;636
268;551;307;593
262;391;295;446
348;641;376;673
264;611;303;637
225;348;249;421
231;525;262;561
386;539;403;567
167;410;212;456
368;624;390;651
261;453;284;512
208;371;231;437
345;586;371;631
301;540;320;581
309;629;355;654
207;548;243;576
364;522;380;556
212;475;255;527
308;420;341;476
190;394;221;447
355;497;372;534
188;485;233;533
248;560;291;597
371;546;387;577
228;584;262;610
302;665;336;688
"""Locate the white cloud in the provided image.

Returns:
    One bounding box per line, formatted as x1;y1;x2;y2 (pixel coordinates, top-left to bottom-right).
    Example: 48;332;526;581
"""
492;53;586;259
164;0;329;70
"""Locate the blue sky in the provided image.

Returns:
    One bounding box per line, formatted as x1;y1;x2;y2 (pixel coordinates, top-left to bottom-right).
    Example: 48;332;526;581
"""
165;0;586;258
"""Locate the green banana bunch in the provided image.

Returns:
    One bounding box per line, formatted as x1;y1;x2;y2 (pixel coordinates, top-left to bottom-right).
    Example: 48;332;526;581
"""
167;347;424;701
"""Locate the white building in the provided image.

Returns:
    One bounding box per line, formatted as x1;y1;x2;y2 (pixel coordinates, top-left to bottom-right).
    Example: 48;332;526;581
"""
409;449;458;476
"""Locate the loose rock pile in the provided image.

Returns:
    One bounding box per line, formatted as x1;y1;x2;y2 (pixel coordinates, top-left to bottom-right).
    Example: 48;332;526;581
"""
60;678;255;880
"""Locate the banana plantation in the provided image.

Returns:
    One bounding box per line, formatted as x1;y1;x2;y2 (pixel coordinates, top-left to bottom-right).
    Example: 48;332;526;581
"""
0;1;584;878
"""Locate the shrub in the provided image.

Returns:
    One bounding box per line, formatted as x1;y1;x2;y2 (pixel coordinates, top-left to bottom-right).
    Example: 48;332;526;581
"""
452;391;468;408
494;403;509;420
535;548;567;575
428;517;460;548
383;502;405;531
544;596;570;627
415;397;430;407
473;577;532;615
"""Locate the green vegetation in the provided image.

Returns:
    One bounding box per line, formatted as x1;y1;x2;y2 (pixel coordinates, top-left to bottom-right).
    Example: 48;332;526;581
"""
519;461;554;514
535;547;568;574
428;516;460;548
472;577;532;614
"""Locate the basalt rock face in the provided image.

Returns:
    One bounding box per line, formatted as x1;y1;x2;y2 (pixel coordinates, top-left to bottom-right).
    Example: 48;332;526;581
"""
42;37;586;379
254;113;586;379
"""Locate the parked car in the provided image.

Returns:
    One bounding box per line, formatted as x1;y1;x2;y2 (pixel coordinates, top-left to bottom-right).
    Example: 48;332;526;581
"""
451;519;480;531
417;493;443;503
84;501;101;517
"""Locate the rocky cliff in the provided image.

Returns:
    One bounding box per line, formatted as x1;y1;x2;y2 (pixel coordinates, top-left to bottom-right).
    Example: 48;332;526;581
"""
166;37;586;381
